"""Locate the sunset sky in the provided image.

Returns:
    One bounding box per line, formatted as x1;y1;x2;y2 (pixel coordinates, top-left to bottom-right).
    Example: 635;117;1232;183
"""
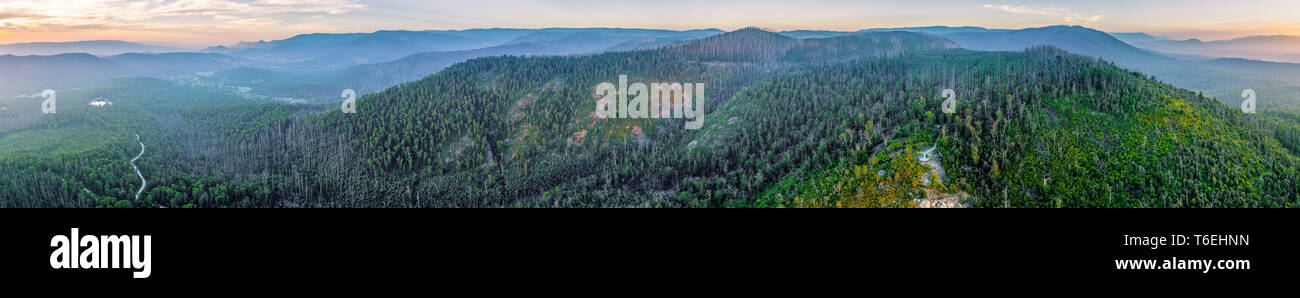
1;0;1298;47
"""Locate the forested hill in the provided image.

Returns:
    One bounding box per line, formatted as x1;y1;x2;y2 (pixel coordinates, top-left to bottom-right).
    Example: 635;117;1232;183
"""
319;29;954;171
300;28;1298;207
943;25;1171;66
744;47;1299;207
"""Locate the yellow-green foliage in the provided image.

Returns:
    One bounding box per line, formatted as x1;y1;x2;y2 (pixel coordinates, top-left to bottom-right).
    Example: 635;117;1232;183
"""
762;145;929;208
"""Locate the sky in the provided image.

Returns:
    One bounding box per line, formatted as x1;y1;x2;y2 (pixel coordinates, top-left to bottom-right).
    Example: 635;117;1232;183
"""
1;0;1298;47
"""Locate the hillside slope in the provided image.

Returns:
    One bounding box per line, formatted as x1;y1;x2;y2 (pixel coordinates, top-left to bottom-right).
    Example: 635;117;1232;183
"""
925;25;1300;112
943;25;1173;66
314;29;1298;207
302;29;958;206
741;47;1300;207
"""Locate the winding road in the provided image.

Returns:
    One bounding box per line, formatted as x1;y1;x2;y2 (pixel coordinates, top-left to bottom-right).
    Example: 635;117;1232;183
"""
130;134;147;201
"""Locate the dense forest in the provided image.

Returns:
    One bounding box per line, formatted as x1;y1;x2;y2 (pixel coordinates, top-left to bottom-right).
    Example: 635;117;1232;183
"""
753;47;1299;207
1;28;1297;207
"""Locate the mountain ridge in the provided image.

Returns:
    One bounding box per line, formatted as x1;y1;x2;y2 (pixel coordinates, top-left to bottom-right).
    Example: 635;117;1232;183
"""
0;40;184;56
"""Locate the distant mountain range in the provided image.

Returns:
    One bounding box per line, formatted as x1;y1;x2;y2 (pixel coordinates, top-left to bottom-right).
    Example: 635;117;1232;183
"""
7;25;1300;110
779;25;1172;66
779;26;1008;39
206;28;723;71
0;40;183;56
665;27;957;62
0;28;722;96
198;28;725;98
12;27;1299;67
208;28;957;99
1111;33;1300;63
942;25;1175;65
779;27;1300;64
0;52;248;94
